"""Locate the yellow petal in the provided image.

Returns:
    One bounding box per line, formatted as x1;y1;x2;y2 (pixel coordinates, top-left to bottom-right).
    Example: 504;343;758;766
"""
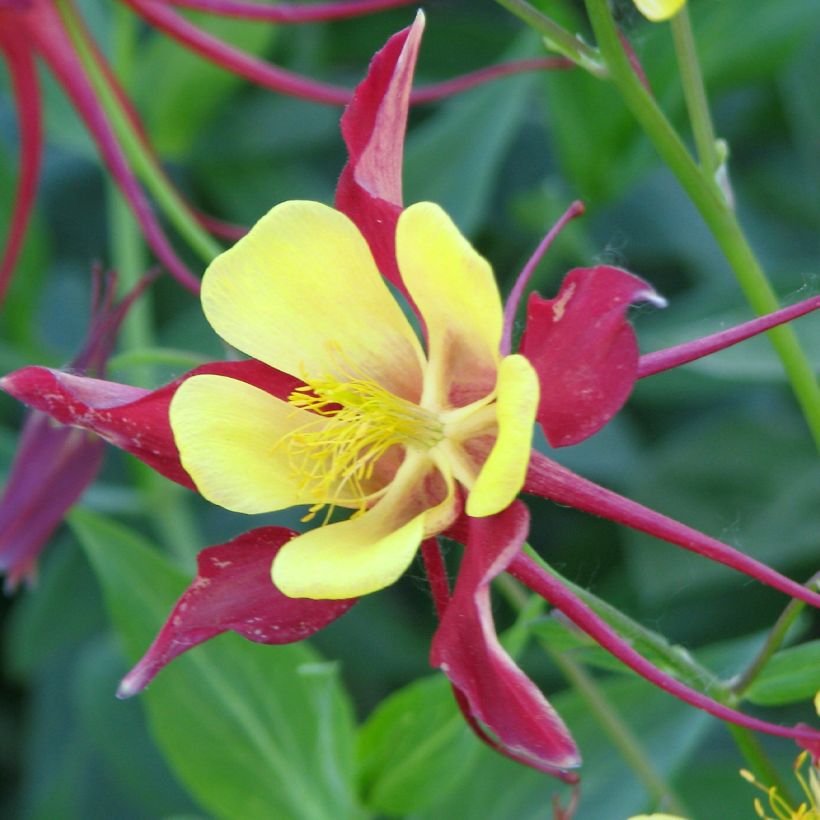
633;0;685;22
170;374;320;514
272;454;439;599
396;202;502;410
466;354;538;517
202;200;424;400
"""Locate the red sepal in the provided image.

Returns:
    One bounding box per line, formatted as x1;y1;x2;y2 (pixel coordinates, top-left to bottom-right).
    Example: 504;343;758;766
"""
430;502;581;773
0;359;298;489
118;527;357;697
520;266;663;447
335;14;423;297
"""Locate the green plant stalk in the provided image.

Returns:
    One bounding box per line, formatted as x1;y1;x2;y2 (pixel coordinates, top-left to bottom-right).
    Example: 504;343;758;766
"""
496;574;688;815
493;0;607;76
669;6;718;175
729;571;820;699
56;0;222;264
522;545;721;692
102;5;203;569
728;725;794;804
583;0;820;451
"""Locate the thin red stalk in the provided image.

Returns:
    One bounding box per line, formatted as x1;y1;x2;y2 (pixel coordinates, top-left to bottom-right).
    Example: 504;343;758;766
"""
164;0;416;22
420;537;450;619
122;2;573;107
638;294;820;378
409;57;574;104
31;3;201;293
124;0;352;104
0;37;43;302
500;199;585;355
509;552;820;745
82;15;247;242
525;452;820;609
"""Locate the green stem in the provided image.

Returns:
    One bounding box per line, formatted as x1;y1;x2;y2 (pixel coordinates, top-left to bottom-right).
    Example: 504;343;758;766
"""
493;0;607;77
57;0;222;264
496;575;689;815
101;5;203;569
582;0;820;451
728;725;794;803
523;548;797;803
523;545;722;693
729;571;820;698
670;6;718;175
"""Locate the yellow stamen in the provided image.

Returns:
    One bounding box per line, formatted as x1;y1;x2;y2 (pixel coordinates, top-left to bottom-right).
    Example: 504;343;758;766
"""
741;755;820;820
277;366;443;522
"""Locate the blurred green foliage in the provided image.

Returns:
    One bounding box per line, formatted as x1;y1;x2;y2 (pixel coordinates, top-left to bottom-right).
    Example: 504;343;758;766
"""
0;1;818;818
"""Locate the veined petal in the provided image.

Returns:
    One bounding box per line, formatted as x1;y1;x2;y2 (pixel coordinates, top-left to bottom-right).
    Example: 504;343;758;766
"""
272;454;444;599
633;0;686;22
202;200;424;400
118;527;356;697
397;203;502;408
467;354;538;518
170;374;323;514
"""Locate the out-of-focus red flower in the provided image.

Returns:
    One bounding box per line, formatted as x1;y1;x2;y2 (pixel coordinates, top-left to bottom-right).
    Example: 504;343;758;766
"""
0;267;154;590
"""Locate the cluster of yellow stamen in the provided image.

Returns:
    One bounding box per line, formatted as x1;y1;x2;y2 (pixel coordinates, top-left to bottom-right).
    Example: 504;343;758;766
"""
276;362;443;523
740;752;820;820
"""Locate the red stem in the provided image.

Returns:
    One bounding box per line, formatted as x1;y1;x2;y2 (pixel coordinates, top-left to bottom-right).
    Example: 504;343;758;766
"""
525;452;820;610
509;552;820;745
30;2;201;293
638;294;820;378
420;537;451;619
0;36;43;302
163;0;416;22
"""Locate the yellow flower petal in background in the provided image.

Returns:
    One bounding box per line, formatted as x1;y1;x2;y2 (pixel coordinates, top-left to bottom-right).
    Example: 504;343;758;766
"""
466;354;539;517
396;202;502;409
170;374;320;514
202;200;424;401
633;0;686;22
272;456;435;599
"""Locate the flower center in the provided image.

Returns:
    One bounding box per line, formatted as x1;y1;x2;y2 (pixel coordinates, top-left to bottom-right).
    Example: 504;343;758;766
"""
279;371;443;522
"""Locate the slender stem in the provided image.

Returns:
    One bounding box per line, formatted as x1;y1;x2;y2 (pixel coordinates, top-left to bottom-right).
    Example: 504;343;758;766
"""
493;0;607;77
104;7;203;569
496;574;688;816
728;725;794;804
58;0;222;264
522;546;722;693
583;0;820;451
670;6;718;175
730;571;820;698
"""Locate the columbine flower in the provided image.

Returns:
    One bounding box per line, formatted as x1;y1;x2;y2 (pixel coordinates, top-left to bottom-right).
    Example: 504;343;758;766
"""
0;267;153;590
632;0;686;22
0;0;568;301
3;14;819;779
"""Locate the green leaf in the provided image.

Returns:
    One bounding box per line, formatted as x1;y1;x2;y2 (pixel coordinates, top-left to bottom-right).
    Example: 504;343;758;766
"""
69;508;361;820
357;675;478;815
745;641;820;706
